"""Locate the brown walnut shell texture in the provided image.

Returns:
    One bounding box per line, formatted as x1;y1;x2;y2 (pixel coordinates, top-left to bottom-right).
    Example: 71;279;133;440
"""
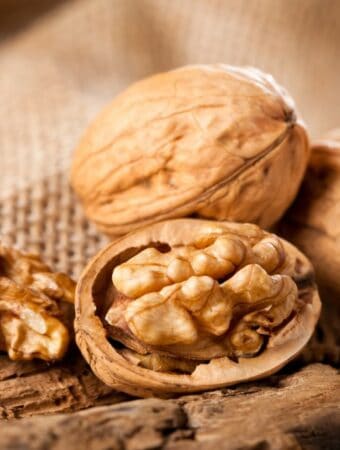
71;65;309;237
75;219;320;398
280;129;340;296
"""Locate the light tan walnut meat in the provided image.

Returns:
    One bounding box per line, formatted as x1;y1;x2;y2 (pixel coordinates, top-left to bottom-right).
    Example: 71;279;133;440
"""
71;65;309;237
75;219;320;397
280;130;340;296
0;245;75;361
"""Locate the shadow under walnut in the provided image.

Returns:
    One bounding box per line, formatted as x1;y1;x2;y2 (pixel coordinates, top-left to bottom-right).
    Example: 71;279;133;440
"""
298;287;340;367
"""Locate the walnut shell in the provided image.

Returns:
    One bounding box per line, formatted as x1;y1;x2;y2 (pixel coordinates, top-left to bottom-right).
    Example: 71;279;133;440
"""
71;65;309;237
75;219;320;397
280;130;340;295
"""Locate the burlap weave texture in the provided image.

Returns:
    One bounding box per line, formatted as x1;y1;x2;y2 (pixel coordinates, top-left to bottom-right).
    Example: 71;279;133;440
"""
0;0;339;277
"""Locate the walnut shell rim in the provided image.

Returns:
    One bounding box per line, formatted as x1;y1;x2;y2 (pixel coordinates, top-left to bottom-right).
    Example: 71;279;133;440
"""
75;219;320;398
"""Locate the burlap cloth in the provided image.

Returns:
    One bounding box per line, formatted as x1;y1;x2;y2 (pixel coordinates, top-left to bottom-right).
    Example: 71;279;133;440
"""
0;0;339;278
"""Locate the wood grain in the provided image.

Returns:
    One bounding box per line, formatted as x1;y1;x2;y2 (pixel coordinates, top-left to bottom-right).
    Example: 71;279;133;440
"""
0;349;128;419
0;296;338;448
0;363;338;449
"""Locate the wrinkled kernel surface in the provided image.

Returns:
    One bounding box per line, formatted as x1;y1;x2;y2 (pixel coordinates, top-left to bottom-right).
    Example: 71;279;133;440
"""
107;229;297;358
0;245;75;361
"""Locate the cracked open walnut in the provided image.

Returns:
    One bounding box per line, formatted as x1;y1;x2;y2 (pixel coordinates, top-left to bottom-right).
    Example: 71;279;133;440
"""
75;220;320;397
0;245;75;361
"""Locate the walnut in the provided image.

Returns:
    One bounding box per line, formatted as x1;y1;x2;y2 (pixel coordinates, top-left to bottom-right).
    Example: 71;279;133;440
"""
279;130;340;296
75;219;320;397
0;245;75;361
71;65;309;237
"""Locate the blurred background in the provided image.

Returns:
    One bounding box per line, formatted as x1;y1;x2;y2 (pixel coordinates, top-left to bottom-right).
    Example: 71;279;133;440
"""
0;0;339;275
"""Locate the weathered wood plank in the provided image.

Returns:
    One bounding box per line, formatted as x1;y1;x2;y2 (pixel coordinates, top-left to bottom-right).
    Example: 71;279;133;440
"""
0;364;338;450
0;350;128;419
0;294;338;448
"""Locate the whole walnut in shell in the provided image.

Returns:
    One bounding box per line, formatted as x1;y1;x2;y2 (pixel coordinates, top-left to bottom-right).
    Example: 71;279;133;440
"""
71;65;309;237
75;219;320;397
280;130;340;296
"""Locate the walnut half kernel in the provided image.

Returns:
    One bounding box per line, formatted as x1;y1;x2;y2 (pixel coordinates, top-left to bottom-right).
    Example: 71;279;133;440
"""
107;228;297;370
75;219;321;397
0;245;75;361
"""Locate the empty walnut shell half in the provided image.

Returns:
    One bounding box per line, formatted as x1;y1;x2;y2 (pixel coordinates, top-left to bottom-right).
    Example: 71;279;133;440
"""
71;65;309;237
280;129;340;296
75;219;320;397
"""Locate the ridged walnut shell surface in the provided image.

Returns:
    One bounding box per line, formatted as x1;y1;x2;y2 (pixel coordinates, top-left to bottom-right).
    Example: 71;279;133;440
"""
71;65;309;237
280;130;340;295
75;219;320;397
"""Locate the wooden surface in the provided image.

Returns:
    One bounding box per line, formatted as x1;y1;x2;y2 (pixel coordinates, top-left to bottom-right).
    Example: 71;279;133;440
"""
0;300;339;449
0;349;128;419
0;363;338;449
